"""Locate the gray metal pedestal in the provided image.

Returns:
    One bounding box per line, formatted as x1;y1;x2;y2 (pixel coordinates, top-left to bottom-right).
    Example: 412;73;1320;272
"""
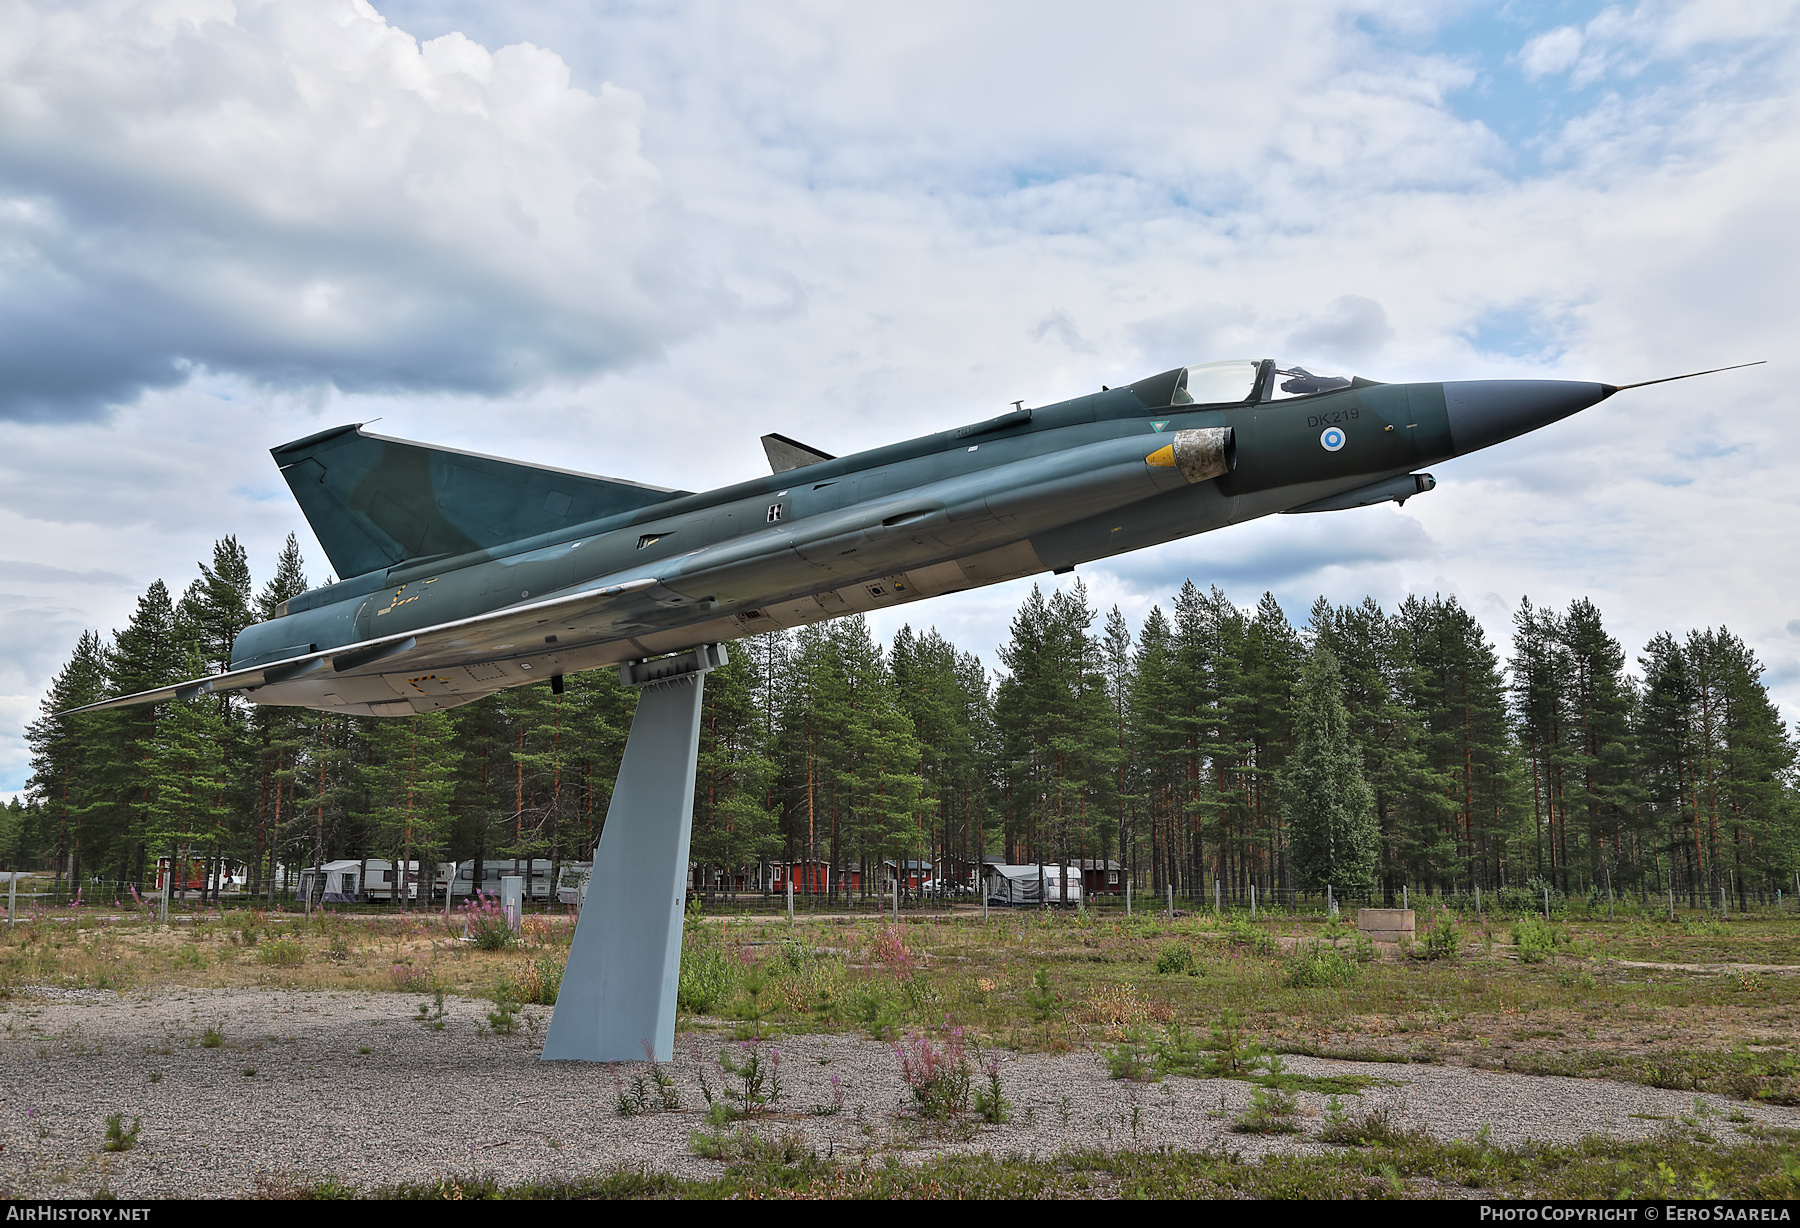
542;645;725;1063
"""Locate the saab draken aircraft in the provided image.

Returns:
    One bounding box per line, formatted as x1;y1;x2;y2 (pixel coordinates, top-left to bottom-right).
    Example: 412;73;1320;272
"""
71;358;1756;717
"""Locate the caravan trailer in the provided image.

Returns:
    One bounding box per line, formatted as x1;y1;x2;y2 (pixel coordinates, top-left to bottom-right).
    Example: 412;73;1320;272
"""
556;862;593;906
983;864;1085;907
361;859;421;903
451;860;557;902
292;860;421;904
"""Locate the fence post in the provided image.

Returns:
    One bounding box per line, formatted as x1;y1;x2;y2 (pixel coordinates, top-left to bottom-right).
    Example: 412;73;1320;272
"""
1250;883;1256;920
1214;878;1220;914
1167;883;1173;921
1126;877;1132;917
1402;884;1408;912
786;876;793;924
1668;886;1674;922
1475;884;1481;917
6;872;13;926
1544;886;1550;921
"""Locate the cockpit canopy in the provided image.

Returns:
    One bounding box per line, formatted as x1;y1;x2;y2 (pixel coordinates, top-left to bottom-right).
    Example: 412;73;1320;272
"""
1173;359;1354;405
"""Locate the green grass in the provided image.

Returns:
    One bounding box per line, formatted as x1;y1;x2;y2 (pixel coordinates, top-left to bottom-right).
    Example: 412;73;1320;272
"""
261;1127;1800;1199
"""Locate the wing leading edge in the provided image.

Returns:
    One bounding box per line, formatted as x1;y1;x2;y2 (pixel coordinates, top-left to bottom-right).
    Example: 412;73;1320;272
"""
61;578;659;716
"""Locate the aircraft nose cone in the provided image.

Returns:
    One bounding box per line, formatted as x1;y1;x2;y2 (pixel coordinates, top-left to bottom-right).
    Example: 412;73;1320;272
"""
1443;380;1613;455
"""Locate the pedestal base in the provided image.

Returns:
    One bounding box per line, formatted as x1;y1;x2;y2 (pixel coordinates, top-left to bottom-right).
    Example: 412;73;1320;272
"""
542;648;721;1063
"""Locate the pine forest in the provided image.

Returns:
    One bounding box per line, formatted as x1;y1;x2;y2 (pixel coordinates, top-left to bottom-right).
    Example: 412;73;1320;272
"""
14;534;1799;913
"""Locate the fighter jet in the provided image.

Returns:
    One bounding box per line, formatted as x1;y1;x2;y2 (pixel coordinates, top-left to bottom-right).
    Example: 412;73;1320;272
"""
72;357;1756;717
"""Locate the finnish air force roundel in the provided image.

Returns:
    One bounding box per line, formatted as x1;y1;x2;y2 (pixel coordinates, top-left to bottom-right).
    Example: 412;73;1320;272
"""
1319;426;1346;452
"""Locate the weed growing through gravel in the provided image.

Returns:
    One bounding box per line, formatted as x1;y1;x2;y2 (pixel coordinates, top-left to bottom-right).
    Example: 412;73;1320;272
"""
975;1051;1010;1123
612;1043;682;1118
415;992;447;1030
485;998;519;1036
1231;1084;1300;1134
893;1023;973;1120
199;1027;223;1048
717;1039;782;1118
101;1113;140;1152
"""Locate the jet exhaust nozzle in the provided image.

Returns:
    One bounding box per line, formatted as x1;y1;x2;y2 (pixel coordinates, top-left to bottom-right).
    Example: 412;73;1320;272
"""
1147;427;1234;483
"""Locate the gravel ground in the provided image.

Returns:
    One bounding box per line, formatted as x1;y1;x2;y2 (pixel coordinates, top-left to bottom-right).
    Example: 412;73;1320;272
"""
1;986;1795;1198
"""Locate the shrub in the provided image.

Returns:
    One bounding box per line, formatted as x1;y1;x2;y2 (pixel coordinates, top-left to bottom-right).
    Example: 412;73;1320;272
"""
1023;966;1059;1023
1104;1030;1161;1082
1231;1085;1299;1134
1510;915;1569;963
1286;941;1360;988
1422;915;1460;961
102;1113;141;1152
1224;919;1275;955
486;998;519;1036
256;939;304;967
1202;1010;1266;1076
1317;1101;1415;1147
1155;943;1197;975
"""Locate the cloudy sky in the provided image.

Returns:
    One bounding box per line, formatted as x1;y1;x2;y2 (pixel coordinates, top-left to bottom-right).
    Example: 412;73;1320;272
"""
1;0;1797;791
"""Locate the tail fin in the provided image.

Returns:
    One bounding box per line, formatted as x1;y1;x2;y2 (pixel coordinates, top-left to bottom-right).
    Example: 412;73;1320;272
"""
272;425;687;580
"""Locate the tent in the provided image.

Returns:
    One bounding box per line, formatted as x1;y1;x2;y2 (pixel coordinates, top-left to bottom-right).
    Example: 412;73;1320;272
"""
982;863;1084;906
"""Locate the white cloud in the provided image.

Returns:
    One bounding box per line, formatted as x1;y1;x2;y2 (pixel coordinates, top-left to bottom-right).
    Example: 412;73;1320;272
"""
0;0;697;420
5;0;1800;784
1520;25;1586;78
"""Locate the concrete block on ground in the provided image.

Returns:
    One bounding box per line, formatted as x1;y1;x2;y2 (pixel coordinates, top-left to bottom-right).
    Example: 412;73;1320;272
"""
1358;908;1415;943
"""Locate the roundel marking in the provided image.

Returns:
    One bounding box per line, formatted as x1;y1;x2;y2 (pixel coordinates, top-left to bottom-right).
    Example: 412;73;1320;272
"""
1319;426;1346;452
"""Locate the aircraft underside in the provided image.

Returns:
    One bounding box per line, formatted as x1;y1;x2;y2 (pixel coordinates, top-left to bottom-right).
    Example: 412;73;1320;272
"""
247;469;1385;717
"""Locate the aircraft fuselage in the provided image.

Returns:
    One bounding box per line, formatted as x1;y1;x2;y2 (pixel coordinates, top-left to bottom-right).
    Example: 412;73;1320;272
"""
161;363;1614;717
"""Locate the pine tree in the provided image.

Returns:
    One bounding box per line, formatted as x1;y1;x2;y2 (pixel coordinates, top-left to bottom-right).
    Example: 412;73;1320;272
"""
142;651;231;908
24;631;110;894
1281;642;1378;894
692;648;778;899
364;712;461;911
182;536;254;683
250;533;310;895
